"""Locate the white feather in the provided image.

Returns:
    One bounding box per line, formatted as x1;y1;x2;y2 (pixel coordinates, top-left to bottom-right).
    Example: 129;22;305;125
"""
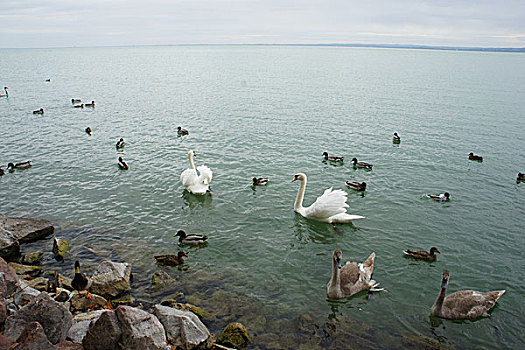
180;151;213;195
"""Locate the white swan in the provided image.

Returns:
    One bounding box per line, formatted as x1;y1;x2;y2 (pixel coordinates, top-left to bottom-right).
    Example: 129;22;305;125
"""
180;150;213;195
292;173;365;223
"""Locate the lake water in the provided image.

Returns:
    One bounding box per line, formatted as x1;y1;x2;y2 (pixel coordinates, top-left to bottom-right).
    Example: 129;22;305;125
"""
1;46;524;349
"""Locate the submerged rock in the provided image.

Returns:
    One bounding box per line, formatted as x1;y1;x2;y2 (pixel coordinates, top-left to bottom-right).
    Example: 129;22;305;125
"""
160;300;206;319
52;237;69;261
8;262;42;277
152;270;178;289
90;261;132;298
21;251;44;265
217;322;250;349
154;304;210;349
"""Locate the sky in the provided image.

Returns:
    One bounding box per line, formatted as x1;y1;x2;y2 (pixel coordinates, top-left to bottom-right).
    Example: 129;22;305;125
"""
1;0;524;48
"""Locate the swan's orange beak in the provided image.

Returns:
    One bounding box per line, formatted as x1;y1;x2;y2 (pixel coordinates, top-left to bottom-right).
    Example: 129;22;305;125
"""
292;175;298;182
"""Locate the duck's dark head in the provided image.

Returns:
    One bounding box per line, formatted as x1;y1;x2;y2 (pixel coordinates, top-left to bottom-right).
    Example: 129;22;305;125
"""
252;177;258;184
74;260;81;272
7;163;14;169
178;251;189;258
351;158;358;163
361;182;367;188
120;138;124;142
430;247;440;255
118;157;123;162
177;126;182;131
441;270;450;289
394;132;398;136
333;249;343;269
444;192;450;199
322;152;328;158
175;230;186;238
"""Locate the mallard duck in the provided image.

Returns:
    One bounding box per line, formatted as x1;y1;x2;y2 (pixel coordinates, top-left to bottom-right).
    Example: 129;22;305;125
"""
468;152;483;161
74;103;84;109
71;98;81;104
518;173;525;182
33;108;44;114
403;247;440;261
118;157;129;170
327;249;383;299
393;132;401;142
351;158;373;169
345;181;367;191
7;161;32;170
71;260;91;295
116;138;125;149
154;251;188;266
427;192;450;202
431;270;505;320
252;177;269;186
177;126;189;135
174;230;208;246
85;100;95;107
85;127;92;135
0;87;8;98
322;152;344;162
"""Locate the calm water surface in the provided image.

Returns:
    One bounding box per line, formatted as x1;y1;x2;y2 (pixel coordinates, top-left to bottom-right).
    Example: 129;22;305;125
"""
1;46;524;349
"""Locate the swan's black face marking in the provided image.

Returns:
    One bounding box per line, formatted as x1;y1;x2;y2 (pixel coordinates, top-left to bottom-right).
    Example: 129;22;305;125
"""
292;174;299;182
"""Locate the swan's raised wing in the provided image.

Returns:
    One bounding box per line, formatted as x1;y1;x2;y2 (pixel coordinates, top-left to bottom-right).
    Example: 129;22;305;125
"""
197;165;213;185
180;168;198;187
304;187;349;220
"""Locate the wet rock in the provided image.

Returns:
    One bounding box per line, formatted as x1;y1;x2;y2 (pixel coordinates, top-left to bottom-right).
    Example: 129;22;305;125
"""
154;304;210;349
3;292;73;344
55;339;85;350
111;294;134;306
67;320;93;344
216;322;250;349
90;261;131;298
21;251;44;265
70;292;108;312
0;228;21;261
8;263;42;277
0;214;54;243
160;300;207;319
82;310;121;350
73;309;106;323
0;257;22;297
152;270;178;289
14;281;41;306
11;321;55;350
56;273;74;291
115;305;168;350
54;288;70;302
24;277;49;291
52;237;69;261
402;332;453;349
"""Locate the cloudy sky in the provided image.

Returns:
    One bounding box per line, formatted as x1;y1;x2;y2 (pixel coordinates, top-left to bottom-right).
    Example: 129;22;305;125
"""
1;0;524;48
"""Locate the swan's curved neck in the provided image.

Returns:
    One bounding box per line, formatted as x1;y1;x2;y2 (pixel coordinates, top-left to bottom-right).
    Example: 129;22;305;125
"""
433;280;448;314
188;152;196;169
329;257;340;289
294;177;307;212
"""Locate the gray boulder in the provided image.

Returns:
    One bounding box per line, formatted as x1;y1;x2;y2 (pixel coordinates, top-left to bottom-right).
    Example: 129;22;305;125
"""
3;292;73;344
116;305;169;350
66;309;106;346
90;261;132;298
0;226;20;261
0;257;21;297
14;281;41;306
82;310;122;350
154;304;210;350
10;321;55;350
0;214;54;244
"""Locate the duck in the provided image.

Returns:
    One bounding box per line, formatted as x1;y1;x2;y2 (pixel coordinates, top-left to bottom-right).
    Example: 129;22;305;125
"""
180;150;213;195
33;108;44;115
154;251;188;266
7;161;32;170
327;249;383;299
252;177;269;186
431;269;505;320
403;247;440;261
427;192;450;202
351;158;373;169
73;103;84;109
177;126;189;135
0;168;4;176
292;173;364;223
71;260;91;296
118;157;129;170
115;138;125;149
45;79;51;82
85;127;92;135
345;181;367;191
71;99;81;104
174;230;208;246
393;132;401;142
0;87;8;98
468;152;483;161
518;173;525;182
322;152;344;162
85;100;95;107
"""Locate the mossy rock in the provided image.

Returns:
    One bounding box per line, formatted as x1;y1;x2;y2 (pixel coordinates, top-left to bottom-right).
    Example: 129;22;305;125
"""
217;322;250;348
111;295;135;306
8;262;42;277
160;299;207;319
52;237;69;260
21;251;44;265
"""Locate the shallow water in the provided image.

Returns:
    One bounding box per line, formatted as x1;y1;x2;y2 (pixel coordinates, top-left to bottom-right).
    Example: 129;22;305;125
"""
1;46;524;349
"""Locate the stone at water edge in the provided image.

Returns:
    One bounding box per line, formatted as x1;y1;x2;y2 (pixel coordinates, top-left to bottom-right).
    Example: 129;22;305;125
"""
90;261;132;298
82;310;122;350
14;281;41;306
8;262;43;277
67;310;106;344
53;237;69;261
115;305;168;350
24;276;49;291
21;251;44;265
0;257;21;297
0;214;54;244
217;322;251;348
70;292;108;312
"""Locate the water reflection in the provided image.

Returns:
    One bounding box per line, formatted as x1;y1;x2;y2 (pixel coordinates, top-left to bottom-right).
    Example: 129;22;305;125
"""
181;191;213;210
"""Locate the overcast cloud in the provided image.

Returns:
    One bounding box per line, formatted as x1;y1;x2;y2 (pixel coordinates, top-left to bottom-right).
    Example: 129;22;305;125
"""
1;0;524;48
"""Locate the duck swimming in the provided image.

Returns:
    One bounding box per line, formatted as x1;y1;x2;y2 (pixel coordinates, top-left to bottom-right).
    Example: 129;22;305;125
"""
351;158;373;169
427;192;450;202
73;104;84;109
33;108;44;114
0;87;8;98
345;181;367;191
174;230;208;246
177;126;189;135
327;249;383;299
7;161;32;170
431;270;505;320
252;177;269;186
116;138;125;149
518;173;525;182
393;132;401;142
71;99;81;104
154;251;188;266
468;152;483;161
118;157;129;170
71;260;91;296
85;101;95;107
403;247;440;261
322;152;344;162
85;127;92;135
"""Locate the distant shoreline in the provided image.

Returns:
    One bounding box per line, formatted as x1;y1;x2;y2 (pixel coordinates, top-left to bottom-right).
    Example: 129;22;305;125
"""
1;43;524;53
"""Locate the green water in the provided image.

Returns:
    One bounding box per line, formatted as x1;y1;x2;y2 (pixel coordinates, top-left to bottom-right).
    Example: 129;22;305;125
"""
1;46;524;349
